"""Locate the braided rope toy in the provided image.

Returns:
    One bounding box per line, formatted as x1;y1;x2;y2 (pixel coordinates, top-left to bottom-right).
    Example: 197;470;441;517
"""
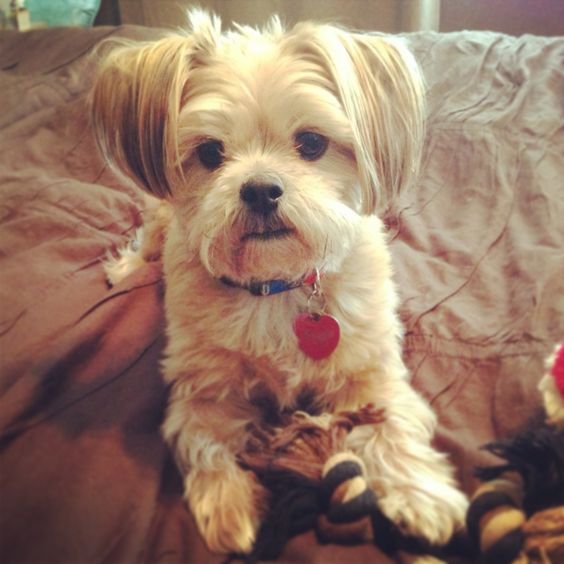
467;343;564;563
238;405;441;562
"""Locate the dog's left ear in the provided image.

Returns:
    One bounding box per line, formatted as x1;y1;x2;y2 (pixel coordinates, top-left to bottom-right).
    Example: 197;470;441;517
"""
290;26;425;215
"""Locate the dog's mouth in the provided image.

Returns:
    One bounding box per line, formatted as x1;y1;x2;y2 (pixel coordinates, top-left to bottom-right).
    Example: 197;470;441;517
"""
240;213;294;242
241;227;294;242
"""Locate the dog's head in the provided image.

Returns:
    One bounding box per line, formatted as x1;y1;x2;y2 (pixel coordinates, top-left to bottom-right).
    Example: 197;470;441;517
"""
91;10;423;283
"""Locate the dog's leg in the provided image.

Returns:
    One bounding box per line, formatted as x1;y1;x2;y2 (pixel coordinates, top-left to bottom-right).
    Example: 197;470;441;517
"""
162;379;267;554
344;374;468;546
105;197;171;286
184;459;265;554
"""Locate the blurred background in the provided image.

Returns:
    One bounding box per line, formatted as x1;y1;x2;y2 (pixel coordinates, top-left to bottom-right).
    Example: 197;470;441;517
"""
100;0;564;36
2;0;564;36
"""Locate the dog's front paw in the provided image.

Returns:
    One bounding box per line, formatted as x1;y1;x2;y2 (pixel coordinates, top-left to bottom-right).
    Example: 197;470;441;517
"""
104;230;145;286
186;467;266;554
379;480;468;545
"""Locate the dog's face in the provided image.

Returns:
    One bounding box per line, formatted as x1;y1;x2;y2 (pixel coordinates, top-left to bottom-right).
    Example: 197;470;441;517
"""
91;11;423;283
174;24;364;283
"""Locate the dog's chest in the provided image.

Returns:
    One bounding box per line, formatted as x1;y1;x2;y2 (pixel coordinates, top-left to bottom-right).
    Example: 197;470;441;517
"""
214;292;342;399
215;290;308;359
245;380;327;426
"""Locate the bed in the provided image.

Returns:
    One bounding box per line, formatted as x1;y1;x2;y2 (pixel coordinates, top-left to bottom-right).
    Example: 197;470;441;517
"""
1;24;563;563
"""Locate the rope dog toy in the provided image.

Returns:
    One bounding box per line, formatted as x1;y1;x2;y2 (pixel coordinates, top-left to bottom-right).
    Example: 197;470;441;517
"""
238;404;442;561
467;343;564;563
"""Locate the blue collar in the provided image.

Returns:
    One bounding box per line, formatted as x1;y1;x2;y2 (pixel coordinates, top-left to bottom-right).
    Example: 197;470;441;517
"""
219;272;317;297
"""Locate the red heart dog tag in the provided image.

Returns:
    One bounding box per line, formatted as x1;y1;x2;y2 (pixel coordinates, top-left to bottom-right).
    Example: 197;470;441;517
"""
294;313;340;360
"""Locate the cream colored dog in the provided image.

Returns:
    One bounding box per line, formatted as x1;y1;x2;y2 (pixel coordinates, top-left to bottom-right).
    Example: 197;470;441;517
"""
91;9;468;555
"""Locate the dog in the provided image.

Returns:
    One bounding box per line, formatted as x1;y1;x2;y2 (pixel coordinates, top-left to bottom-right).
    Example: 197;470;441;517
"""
91;9;468;554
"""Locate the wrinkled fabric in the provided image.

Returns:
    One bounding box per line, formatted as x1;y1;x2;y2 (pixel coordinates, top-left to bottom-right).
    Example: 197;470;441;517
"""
0;26;563;563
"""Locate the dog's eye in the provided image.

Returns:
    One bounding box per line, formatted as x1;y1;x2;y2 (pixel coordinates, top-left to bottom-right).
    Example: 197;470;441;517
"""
295;132;329;161
196;140;224;170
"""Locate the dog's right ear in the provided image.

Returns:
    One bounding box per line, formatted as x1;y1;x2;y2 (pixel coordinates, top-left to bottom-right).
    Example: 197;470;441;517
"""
90;9;221;197
90;36;192;198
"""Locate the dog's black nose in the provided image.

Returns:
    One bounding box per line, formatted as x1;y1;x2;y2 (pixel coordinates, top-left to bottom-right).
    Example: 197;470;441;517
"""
240;182;283;215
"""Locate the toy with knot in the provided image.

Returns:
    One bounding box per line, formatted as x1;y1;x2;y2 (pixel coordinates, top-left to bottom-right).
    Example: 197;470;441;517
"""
238;404;442;562
466;343;564;563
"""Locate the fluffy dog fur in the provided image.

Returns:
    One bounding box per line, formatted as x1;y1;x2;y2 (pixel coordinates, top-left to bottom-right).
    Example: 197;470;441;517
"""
91;10;468;554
